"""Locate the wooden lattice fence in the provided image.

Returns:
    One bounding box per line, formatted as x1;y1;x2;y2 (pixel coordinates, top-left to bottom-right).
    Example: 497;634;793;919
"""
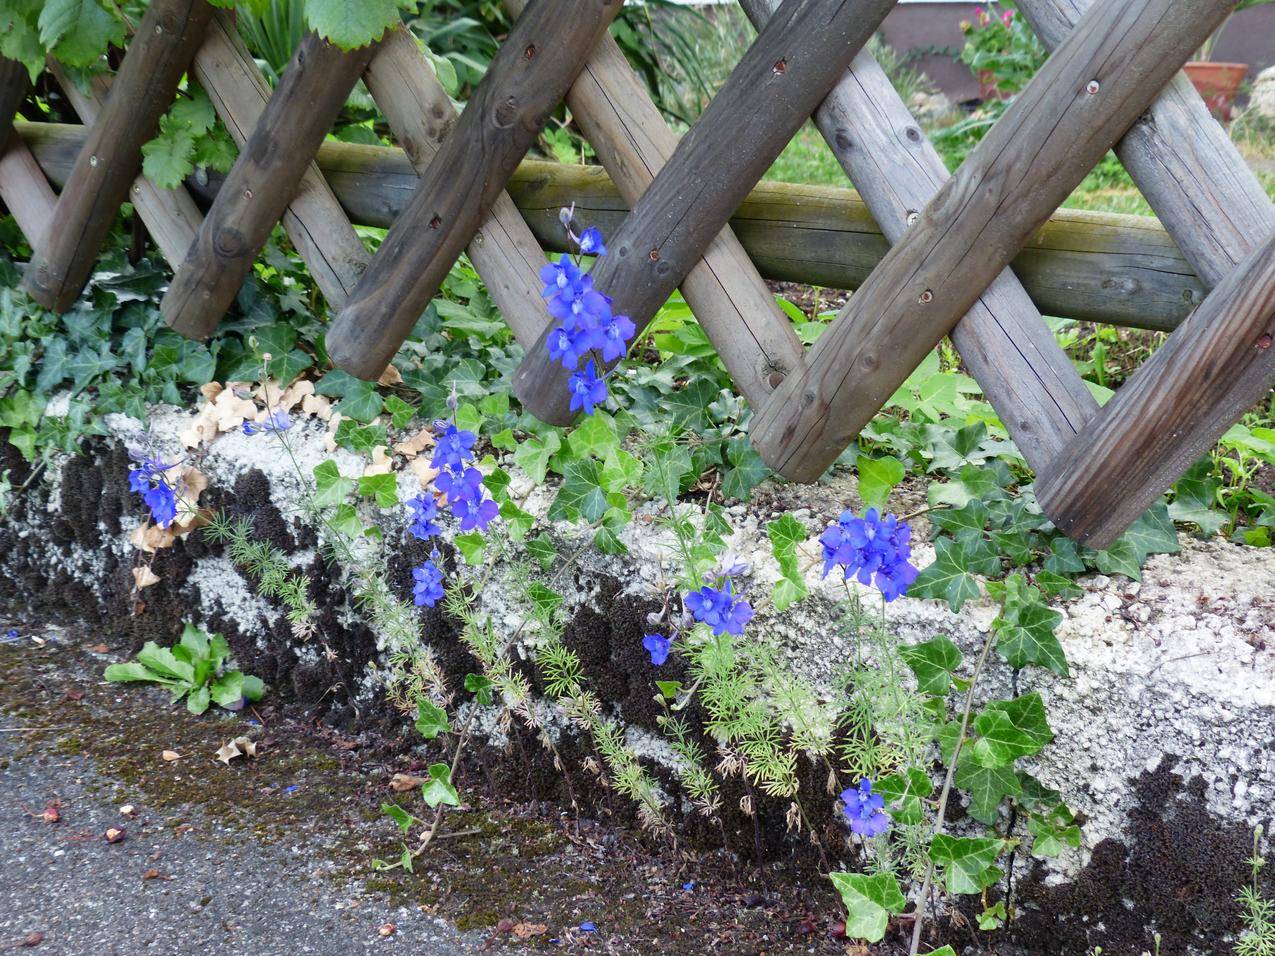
1;0;1273;550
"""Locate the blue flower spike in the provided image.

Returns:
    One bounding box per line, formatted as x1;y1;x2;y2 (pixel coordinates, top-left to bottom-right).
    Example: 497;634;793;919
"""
819;508;919;601
685;577;754;637
568;361;609;417
127;452;179;529
841;778;889;838
413;561;445;608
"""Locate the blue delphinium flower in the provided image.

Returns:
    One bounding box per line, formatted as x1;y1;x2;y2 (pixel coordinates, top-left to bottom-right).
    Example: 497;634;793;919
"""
454;494;499;533
595;314;635;363
819;508;919;602
431;423;477;475
685;578;754;637
539;253;588;300
436;465;485;504
406;494;441;541
3;628;18;643
412;560;445;608
128;452;178;528
577;226;607;256
579;921;597;934
547;325;591;371
643;633;671;666
242;410;291;435
841;778;889;838
568;361;608;416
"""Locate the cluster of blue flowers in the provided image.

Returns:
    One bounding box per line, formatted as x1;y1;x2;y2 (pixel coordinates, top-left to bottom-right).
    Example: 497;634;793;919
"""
841;778;889;838
406;492;446;609
819;508;919;602
540;221;634;417
686;576;754;637
431;423;498;533
128;452;178;528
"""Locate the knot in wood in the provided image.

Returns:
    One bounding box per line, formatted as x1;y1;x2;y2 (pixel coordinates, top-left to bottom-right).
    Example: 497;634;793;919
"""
493;96;519;129
904;126;921;142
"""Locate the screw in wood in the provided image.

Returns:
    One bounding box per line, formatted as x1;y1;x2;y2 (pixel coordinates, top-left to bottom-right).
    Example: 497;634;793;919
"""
772;58;786;75
648;249;660;262
89;155;98;167
918;289;934;304
524;45;536;60
1258;333;1272;350
906;211;920;226
1085;80;1100;95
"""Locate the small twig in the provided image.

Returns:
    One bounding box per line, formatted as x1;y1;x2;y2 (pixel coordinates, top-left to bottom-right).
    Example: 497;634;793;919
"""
0;725;72;733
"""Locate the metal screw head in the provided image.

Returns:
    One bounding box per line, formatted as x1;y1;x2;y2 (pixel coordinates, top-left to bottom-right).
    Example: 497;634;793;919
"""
918;289;934;304
1085;79;1100;95
155;25;163;34
243;189;252;200
648;249;661;262
906;211;920;226
88;155;98;167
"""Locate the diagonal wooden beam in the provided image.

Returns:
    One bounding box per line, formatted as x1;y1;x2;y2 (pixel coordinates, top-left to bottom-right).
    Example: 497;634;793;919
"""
47;60;201;268
0;56;27;150
190;10;370;320
362;25;549;349
1034;232;1275;548
748;0;1236;482
502;0;802;409
0;57;57;249
163;32;379;340
738;0;1097;475
324;0;625;380
510;0;898;425
1015;0;1274;289
23;0;214;312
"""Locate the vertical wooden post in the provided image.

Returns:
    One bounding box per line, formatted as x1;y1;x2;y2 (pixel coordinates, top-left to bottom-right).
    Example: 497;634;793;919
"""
325;0;625;380
0;57;28;150
47;61;201;269
738;0;1097;474
748;0;1235;482
511;0;898;425
163;32;379;340
1034;233;1275;548
362;25;550;349
190;10;370;314
23;0;214;312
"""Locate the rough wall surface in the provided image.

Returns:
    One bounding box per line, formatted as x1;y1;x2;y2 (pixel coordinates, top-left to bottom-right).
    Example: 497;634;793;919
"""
1;405;1272;954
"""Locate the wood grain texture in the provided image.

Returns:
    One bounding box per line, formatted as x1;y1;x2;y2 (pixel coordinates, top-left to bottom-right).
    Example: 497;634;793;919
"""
748;0;1235;482
739;0;1095;475
362;24;548;349
325;0;624;380
1016;0;1274;288
504;0;802;407
47;60;201;268
0;139;56;250
511;0;898;425
163;31;378;340
190;10;370;317
20;122;1211;333
1034;233;1275;548
22;0;213;312
0;57;27;151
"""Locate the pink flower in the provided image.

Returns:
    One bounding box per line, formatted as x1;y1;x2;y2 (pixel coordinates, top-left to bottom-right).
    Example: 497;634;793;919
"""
1001;9;1014;26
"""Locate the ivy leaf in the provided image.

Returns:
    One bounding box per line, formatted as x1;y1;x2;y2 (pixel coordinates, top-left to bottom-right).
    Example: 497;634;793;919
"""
910;536;981;612
875;768;932;825
550;458;613;523
512;431;561;484
928;834;1006;895
334;380;383;423
333;419;387;456
970;692;1054;769
381;802;412;834
526;534;556;571
312;460;354;508
642;440;693;502
828;872;906;943
420;762;460;809
1168;459;1226;536
992;575;1067;675
857;455;905;511
767;514;808;610
302;0;403;50
954;753;1022;823
39;0;123;68
899;635;962;696
928;463;1007;509
567;412;620;460
720;436;770;501
455;531;485;565
1027;804;1081;858
464;673;494;706
358;473;399;508
1043;536;1084;575
414;700;450;740
384;394;416;430
527;582;563;618
930;499;987;538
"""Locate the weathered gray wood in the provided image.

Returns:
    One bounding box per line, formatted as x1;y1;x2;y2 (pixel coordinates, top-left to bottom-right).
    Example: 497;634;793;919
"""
362;24;548;349
1035;233;1275;548
18;121;1212;333
0;138;56;249
164;32;379;340
739;0;1096;475
47;60;201;268
511;0;898;425
504;0;802;407
0;57;27;151
749;0;1236;483
1016;0;1274;289
326;0;624;380
190;10;370;316
23;0;213;312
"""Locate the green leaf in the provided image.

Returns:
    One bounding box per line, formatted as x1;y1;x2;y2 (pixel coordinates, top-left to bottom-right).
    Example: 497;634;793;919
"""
512;431;561;484
464;673;494;706
136;642;195;684
1027;804;1081;858
928;834;1006;895
527;582;563;618
970;693;1054;768
526;534;557;571
241;674;265;702
420;762;461;809
381;802;413;834
829;872;906;943
104;661;171;684
333;419;387;456
857;455;905;511
767;514;808;610
39;0;123;67
186;684;210;715
499;499;534;540
358;473;399;508
875;768;932;825
899;635;962;696
910;536;982;612
454;530;486;565
720;436;770;501
383;394;416;430
567;412;620;460
550;458;614;523
954;753;1022;823
993;575;1067;675
1043;536;1084;574
414;700;450;740
977;901;1007;931
210;671;245;709
928;464;1007;509
141;126;195;189
1168;459;1225;535
303;0;402;49
334;381;383;423
313;460;354;508
655;680;682;700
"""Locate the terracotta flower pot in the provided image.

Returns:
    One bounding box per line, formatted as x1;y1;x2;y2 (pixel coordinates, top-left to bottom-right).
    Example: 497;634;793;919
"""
1183;61;1249;120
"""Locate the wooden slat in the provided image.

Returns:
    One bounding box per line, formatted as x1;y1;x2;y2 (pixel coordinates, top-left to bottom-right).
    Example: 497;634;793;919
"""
0;56;27;150
20;121;1212;334
325;0;624;379
748;0;1235;482
0;57;55;249
1034;232;1275;548
22;0;213;312
362;25;548;349
191;10;370;314
47;61;201;268
163;32;379;340
511;0;898;425
1016;0;1275;289
739;0;1096;475
503;0;802;408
